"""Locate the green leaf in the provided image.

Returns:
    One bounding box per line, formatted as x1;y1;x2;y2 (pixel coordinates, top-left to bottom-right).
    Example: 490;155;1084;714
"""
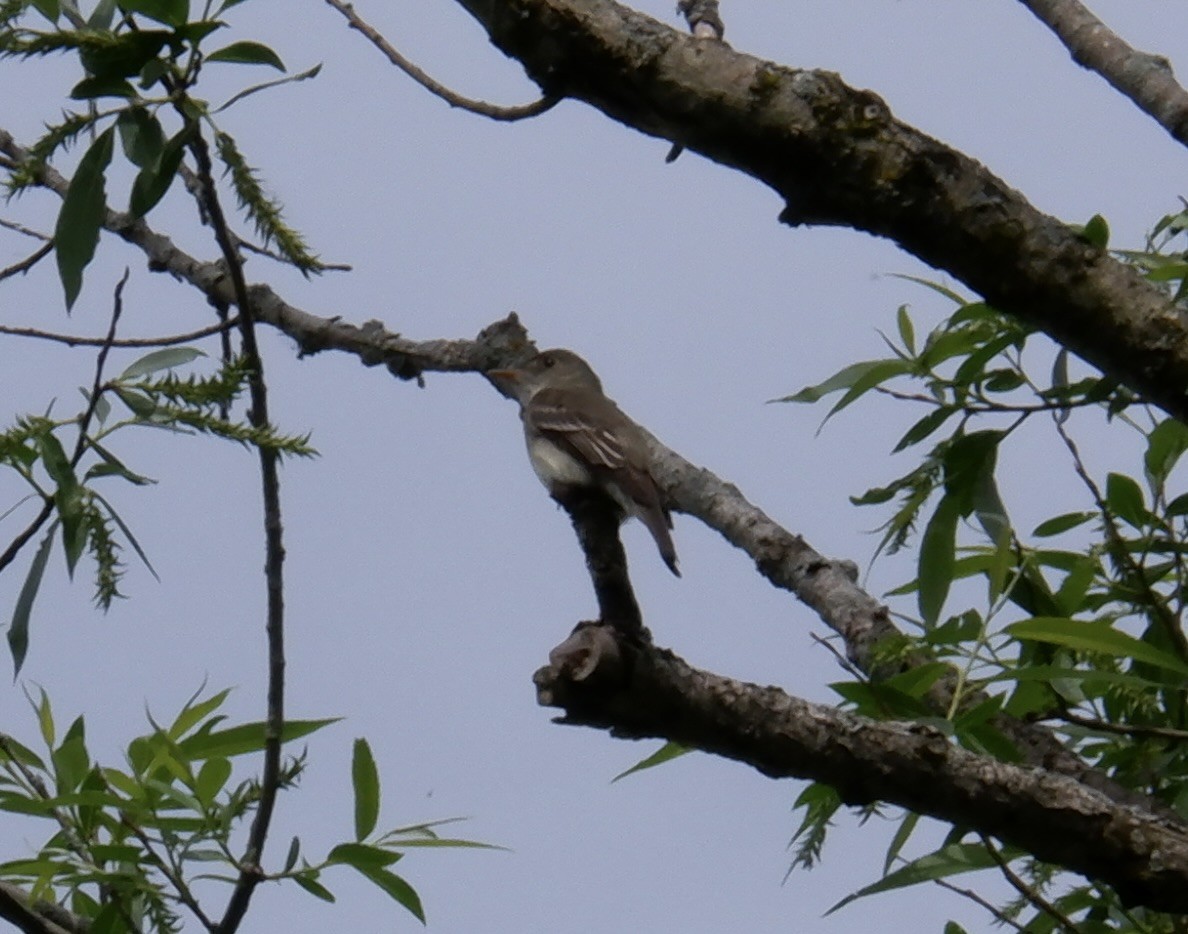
1145;418;1188;486
883;812;920;876
52;735;90;794
55;127;114;311
117;0;189;27
194;756;231;804
116;107;166;168
1080;213;1110;249
327;842;402;868
36;431;76;492
79;31;172;79
892;407;955;454
205;40;285;70
1105;472;1147;528
9;529;56;679
294;872;336;903
827;843;1005;915
612;741;690;781
31;0;60;22
283;836;301;873
918;494;959;627
70;76;137;99
176;717;339;759
1032;512;1095;537
885;274;968;306
118;346;205;380
129;122;192;216
169;687;233;740
772;359;906;405
1006;617;1188;676
91;491;160;580
351;738;380;841
895;305;915;355
353;864;425;923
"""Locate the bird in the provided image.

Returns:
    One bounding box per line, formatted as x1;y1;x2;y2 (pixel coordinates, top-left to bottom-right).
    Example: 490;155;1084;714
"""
489;349;680;576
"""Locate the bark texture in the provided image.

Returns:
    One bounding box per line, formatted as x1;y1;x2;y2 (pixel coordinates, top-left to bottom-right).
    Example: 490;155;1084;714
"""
452;0;1188;424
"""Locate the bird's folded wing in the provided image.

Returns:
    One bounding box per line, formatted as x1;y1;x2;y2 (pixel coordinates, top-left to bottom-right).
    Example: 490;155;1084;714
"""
529;389;630;469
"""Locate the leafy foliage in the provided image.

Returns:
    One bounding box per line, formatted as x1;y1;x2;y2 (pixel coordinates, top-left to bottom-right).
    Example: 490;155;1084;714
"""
777;211;1188;930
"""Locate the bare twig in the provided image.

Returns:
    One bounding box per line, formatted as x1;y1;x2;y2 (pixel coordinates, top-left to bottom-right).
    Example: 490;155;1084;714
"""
0;218;50;241
932;876;1026;933
1057;709;1188;742
982;835;1083;934
0;318;239;349
0;242;53;282
122;816;217;932
179;123;287;934
1017;0;1188;149
323;0;558;121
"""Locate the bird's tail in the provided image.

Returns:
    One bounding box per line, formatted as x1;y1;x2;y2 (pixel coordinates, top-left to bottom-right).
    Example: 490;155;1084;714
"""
640;505;680;577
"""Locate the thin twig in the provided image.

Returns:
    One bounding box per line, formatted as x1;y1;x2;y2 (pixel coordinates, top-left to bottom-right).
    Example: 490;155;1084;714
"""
932;876;1026;933
0;317;239;349
180;123;288;934
0;242;53;282
1017;0;1188;150
1057;709;1188;742
323;0;558;121
982;835;1082;934
0;218;49;240
121;816;217;932
1051;411;1188;661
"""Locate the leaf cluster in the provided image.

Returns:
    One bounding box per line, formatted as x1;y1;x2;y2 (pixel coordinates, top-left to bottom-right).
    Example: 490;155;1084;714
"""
774;213;1188;930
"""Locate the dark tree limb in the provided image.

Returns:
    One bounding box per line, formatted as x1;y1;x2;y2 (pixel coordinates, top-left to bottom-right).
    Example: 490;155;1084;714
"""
0;881;83;934
449;0;1188;425
537;625;1188;914
1017;0;1188;149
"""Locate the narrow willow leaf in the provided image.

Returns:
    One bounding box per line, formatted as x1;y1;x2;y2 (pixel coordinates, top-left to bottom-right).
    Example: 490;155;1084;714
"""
10;529;56;679
129;123;193;217
895;304;915;355
827;843;1007;915
353;864;425;923
1105;472;1146;528
116;0;189;27
1032;512;1095;537
351;737;380;841
1007;617;1188;676
294;872;336;903
612;741;690;782
327;842;402;868
118;346;205;380
205;40;285;70
883;812;920;876
1145;418;1188;486
176;717;339;759
116;107;165;168
283;836;301;873
55;127;114;311
918;494;959;627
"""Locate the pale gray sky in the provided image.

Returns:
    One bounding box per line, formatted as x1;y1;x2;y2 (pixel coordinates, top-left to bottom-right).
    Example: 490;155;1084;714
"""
2;2;1188;931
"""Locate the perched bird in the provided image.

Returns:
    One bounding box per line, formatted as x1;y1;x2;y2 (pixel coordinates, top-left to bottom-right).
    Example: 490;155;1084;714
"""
490;349;680;576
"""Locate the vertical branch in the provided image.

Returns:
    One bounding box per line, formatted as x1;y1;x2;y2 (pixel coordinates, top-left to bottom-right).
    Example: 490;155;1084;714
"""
181;125;287;934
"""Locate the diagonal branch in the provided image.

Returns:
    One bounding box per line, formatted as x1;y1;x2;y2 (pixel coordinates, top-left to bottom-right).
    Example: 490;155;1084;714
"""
536;625;1188;914
1016;0;1188;149
448;0;1188;425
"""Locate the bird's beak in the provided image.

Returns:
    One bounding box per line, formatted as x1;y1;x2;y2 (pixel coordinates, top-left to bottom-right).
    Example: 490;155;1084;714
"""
487;368;522;382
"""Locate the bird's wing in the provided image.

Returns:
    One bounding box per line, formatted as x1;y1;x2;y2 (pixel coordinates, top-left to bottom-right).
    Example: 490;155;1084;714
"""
528;388;631;470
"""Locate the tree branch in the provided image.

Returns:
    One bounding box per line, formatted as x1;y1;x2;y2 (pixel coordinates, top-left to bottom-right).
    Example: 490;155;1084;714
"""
448;0;1188;424
322;0;559;121
536;624;1188;913
1017;0;1188;149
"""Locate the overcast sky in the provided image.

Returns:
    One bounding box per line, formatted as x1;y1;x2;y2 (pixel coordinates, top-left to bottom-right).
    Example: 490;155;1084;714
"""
3;1;1188;931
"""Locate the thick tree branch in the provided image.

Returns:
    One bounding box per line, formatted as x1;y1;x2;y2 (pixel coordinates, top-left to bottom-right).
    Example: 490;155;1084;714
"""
449;0;1188;424
0;881;83;934
536;625;1188;913
1017;0;1188;149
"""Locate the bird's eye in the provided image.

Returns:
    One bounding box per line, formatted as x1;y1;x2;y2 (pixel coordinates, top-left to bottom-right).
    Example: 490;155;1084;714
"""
542;354;555;368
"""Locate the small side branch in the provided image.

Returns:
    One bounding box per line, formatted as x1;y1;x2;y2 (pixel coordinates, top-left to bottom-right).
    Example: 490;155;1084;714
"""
323;0;558;121
1018;0;1188;148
